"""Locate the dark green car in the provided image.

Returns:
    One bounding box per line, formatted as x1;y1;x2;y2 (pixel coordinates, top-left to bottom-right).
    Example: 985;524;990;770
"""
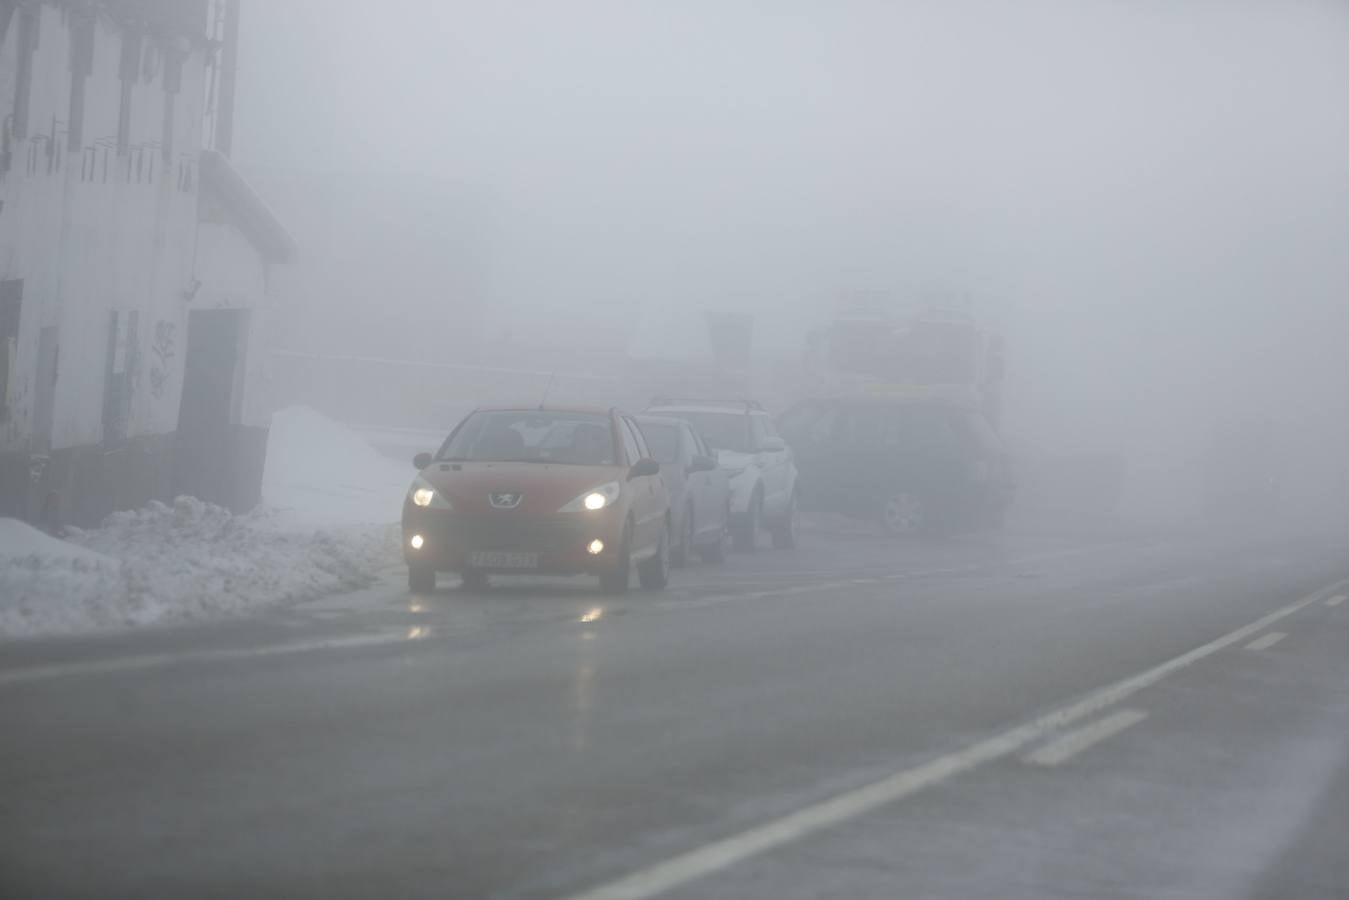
777;390;1013;534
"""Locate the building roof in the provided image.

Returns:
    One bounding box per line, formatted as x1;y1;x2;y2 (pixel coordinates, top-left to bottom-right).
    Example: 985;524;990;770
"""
198;149;297;264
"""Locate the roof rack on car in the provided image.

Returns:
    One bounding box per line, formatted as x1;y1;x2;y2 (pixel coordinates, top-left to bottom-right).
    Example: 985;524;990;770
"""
649;396;764;412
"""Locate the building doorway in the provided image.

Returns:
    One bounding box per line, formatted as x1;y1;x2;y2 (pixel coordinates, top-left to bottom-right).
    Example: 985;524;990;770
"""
174;308;249;507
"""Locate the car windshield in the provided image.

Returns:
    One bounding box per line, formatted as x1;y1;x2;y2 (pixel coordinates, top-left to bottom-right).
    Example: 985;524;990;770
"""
438;411;615;465
638;422;681;464
672;411;751;453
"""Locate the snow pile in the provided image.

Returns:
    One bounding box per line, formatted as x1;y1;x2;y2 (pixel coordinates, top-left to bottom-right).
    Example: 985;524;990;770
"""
0;519;124;636
262;405;412;525
0;516;111;562
1;498;397;638
1;406;411;639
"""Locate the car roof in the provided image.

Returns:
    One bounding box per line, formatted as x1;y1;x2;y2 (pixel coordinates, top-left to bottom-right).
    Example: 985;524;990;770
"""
648;397;765;414
472;404;618;417
648;403;759;416
635;414;687;425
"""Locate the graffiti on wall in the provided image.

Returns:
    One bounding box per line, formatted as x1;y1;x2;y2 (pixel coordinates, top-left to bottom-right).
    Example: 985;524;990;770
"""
149;320;176;398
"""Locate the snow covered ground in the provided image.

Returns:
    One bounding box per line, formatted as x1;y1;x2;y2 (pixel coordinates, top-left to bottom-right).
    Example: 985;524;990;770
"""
0;407;411;640
262;406;414;526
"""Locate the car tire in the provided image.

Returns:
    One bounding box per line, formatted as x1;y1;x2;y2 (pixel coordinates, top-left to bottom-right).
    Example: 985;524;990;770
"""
459;569;490;591
600;523;632;594
732;492;761;552
771;494;799;549
699;503;731;564
671;504;694;568
638;523;670;589
881;491;924;536
408;566;436;593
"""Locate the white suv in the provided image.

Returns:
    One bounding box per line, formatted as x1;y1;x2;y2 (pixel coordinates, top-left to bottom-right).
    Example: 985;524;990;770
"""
645;399;798;551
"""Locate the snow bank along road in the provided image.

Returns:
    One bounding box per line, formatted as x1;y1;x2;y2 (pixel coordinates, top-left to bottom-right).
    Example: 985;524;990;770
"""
2;523;1348;899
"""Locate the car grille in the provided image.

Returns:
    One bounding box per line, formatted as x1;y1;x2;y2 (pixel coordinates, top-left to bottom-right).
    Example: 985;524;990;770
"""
430;516;583;553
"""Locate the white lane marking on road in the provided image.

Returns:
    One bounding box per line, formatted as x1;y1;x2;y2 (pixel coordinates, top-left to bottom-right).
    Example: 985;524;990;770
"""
0;632;412;688
1326;595;1345;607
1022;709;1149;766
656;542;1134;613
560;580;1343;900
1245;631;1287;651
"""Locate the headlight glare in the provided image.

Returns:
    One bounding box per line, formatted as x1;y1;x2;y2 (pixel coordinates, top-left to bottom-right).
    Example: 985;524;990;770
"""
560;481;621;512
408;475;451;510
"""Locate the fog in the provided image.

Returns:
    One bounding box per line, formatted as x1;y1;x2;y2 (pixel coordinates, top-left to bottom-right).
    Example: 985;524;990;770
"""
233;0;1349;520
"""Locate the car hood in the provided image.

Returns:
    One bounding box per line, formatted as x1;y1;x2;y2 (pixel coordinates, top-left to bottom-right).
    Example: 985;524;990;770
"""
418;461;626;515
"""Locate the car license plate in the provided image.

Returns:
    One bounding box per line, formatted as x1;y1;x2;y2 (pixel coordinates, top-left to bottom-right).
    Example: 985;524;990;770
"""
469;551;539;569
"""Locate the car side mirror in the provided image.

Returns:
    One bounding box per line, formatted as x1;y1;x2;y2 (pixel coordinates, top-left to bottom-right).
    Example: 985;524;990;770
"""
628;458;660;479
757;437;786;453
688;454;717;474
413;452;433;470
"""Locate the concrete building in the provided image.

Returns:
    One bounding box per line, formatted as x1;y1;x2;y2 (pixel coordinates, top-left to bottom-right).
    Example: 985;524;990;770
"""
0;0;292;527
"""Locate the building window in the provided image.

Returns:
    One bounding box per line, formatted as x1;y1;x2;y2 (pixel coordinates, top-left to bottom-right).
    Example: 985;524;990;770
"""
117;29;144;156
67;11;95;152
12;5;38;141
161;46;184;162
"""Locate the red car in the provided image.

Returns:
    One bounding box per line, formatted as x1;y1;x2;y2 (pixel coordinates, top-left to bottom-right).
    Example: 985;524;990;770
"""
402;406;671;593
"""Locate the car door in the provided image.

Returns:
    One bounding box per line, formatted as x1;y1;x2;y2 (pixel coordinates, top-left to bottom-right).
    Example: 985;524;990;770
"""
662;425;691;539
776;400;841;511
705;429;731;533
681;423;715;541
766;415;795;514
620;415;664;553
748;414;774;515
753;414;790;518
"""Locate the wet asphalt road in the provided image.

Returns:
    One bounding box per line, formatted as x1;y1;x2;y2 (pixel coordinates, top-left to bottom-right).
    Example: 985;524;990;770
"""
2;518;1348;899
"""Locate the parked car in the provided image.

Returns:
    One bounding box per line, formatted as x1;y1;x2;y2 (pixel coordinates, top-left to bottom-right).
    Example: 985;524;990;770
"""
402;406;670;593
645;398;798;551
776;388;1012;534
635;415;732;565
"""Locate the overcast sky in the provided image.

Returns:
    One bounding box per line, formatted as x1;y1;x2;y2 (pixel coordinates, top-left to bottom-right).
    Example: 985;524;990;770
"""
234;1;1349;500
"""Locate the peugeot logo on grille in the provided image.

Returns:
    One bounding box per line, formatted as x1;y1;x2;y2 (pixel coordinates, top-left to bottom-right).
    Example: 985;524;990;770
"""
489;492;523;509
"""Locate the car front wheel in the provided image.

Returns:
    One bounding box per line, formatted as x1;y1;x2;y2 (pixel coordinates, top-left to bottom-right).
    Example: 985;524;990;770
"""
638;523;670;589
881;491;925;535
600;523;632;594
700;502;731;563
733;493;760;552
671;504;694;567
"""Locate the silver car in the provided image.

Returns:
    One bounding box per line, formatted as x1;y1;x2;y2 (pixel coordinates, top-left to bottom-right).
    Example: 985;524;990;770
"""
645;399;799;551
635;415;732;565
